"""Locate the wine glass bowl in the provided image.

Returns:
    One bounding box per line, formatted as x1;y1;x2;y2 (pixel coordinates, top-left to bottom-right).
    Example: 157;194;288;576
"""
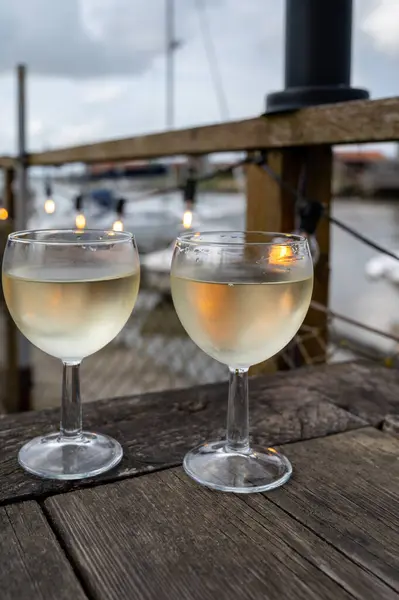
171;231;313;493
3;229;140;480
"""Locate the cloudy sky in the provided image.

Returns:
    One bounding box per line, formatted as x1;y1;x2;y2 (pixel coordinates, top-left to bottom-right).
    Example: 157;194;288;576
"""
0;0;398;154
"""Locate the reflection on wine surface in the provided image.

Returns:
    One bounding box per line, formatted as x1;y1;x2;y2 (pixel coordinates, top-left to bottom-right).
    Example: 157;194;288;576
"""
171;271;313;367
3;266;139;361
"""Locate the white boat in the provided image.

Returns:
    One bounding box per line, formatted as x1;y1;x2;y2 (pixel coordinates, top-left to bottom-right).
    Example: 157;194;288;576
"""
365;251;399;284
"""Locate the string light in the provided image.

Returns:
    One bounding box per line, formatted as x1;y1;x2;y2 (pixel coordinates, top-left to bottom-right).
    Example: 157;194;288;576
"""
44;175;55;213
269;244;294;264
74;193;86;230
182;164;196;230
112;219;124;232
44;198;56;214
182;209;193;229
112;198;125;232
0;207;8;220
75;212;86;230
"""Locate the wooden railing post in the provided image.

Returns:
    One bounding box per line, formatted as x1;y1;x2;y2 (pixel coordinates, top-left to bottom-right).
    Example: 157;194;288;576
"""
245;146;331;372
3;166;20;412
246;150;299;232
301;146;332;363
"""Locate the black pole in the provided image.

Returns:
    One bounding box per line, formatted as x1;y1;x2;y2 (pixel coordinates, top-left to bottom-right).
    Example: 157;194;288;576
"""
266;0;369;113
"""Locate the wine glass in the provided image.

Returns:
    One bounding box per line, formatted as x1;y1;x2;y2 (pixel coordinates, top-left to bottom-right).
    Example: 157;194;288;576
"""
171;231;313;493
2;229;140;480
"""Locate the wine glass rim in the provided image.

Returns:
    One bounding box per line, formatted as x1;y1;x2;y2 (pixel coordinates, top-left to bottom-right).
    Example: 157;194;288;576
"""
176;230;307;247
8;229;135;246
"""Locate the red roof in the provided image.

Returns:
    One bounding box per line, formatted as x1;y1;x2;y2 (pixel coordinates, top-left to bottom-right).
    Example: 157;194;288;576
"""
334;151;386;163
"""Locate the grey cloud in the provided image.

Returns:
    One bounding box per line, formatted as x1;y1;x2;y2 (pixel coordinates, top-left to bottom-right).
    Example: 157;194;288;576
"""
0;0;221;78
0;0;397;155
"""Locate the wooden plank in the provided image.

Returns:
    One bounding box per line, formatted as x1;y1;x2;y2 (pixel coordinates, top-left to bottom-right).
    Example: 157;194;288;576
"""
45;469;365;600
301;145;332;362
258;427;399;595
309;361;399;425
0;156;15;169
27;97;399;166
0;363;366;504
0;501;87;600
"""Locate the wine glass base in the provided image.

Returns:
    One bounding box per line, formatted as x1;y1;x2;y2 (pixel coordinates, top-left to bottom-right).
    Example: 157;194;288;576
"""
183;441;292;493
18;432;123;480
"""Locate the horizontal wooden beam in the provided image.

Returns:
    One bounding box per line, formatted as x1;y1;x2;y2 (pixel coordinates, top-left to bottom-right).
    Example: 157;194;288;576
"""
0;157;16;169
23;96;399;166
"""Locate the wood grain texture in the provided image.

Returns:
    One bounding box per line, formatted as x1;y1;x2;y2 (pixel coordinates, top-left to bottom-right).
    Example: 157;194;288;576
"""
0;501;87;600
0;156;15;168
301;146;332;363
245;151;297;233
262;427;399;595
0;364;366;504
307;361;399;425
28;97;399;166
45;467;364;600
382;414;399;436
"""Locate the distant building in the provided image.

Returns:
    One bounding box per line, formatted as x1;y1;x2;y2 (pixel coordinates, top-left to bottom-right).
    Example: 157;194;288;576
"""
334;150;386;169
333;150;399;197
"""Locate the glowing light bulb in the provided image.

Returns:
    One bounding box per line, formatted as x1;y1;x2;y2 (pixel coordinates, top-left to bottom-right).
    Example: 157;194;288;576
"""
75;213;86;230
0;207;8;220
269;244;294;264
112;219;124;232
44;198;56;214
183;210;193;229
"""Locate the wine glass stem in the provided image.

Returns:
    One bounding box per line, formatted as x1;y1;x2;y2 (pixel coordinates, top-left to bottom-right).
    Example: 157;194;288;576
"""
60;361;82;439
226;367;250;453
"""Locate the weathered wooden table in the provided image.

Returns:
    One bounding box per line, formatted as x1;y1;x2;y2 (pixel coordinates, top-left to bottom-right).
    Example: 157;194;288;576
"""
1;362;399;600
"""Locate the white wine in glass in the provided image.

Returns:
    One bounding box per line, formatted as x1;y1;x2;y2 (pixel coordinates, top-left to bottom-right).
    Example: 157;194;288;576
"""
171;231;313;493
3;266;139;361
2;230;140;480
171;275;312;368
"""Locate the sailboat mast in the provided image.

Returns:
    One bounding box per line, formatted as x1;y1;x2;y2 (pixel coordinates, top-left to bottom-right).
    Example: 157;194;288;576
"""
166;0;175;129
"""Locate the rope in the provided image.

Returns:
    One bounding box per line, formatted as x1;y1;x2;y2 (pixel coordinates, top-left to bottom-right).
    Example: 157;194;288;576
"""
311;301;399;344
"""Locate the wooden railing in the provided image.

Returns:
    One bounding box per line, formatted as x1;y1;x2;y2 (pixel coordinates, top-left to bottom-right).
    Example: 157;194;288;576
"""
21;96;399;165
2;96;399;409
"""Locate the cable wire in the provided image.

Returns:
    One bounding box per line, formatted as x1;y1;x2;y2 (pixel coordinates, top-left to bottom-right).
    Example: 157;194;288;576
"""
194;0;230;121
257;158;399;262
